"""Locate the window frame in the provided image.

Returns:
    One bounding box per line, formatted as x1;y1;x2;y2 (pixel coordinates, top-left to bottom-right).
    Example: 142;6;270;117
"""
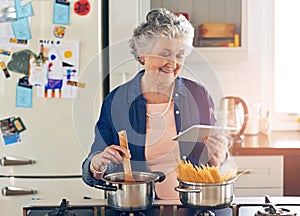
266;0;300;131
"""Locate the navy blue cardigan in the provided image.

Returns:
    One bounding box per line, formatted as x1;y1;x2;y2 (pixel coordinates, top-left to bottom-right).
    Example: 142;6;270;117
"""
82;70;217;187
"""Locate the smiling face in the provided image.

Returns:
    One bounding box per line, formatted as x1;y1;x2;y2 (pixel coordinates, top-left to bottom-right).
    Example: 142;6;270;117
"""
142;37;186;83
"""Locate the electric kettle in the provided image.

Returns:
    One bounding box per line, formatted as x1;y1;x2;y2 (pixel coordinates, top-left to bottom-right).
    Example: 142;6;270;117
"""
219;96;249;142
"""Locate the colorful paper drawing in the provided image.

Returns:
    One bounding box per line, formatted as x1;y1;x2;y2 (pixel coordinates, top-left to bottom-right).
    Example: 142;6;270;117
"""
14;0;33;18
29;40;80;99
53;0;70;25
0;117;22;145
11;17;32;40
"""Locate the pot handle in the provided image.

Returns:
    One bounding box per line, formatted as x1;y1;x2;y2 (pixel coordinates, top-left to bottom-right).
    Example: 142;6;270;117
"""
94;184;117;191
174;186;201;193
151;171;166;183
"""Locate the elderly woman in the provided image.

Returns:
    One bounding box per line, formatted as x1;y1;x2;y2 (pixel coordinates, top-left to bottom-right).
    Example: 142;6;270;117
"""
82;8;230;216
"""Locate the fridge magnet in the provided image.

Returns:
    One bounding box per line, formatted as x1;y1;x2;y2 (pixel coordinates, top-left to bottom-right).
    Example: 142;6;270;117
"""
67;80;85;88
53;0;70;25
0;61;10;78
18;75;32;88
74;0;90;16
53;25;66;38
7;49;36;75
10;38;28;45
12;117;26;133
32;39;80;99
0;49;11;56
0;117;22;145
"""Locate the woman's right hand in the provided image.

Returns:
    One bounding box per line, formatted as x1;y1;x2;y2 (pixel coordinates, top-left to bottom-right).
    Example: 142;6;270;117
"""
90;145;131;179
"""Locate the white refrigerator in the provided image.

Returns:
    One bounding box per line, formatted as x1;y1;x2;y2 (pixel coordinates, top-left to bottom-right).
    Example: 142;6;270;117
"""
0;0;103;215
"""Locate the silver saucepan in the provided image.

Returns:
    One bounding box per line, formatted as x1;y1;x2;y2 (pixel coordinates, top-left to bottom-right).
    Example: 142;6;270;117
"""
175;178;236;209
94;171;165;211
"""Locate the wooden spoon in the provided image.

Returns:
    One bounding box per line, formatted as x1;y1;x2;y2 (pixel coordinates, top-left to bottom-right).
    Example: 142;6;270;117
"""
118;130;135;182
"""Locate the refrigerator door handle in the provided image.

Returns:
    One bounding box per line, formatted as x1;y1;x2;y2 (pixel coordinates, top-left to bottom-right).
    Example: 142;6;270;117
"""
0;156;35;166
1;186;37;196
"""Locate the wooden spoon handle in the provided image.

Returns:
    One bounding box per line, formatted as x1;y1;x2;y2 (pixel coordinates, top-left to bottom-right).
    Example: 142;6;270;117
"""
118;130;135;182
118;130;129;149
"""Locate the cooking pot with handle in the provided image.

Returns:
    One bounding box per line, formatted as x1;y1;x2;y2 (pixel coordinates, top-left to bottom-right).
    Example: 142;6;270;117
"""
175;177;236;210
94;171;165;211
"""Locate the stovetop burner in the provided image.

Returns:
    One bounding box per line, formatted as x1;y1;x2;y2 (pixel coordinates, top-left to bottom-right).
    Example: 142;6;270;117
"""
254;196;296;216
232;196;298;216
255;206;296;216
194;209;215;216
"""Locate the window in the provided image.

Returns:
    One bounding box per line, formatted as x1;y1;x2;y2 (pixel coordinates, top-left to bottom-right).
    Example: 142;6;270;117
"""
274;0;300;114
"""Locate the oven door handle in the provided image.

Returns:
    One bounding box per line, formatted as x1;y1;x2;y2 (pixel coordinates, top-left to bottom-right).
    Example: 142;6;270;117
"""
1;186;37;196
0;156;35;166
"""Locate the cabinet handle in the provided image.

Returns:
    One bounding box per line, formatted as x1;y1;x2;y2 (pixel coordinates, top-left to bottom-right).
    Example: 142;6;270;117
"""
237;170;251;175
1;186;37;196
0;156;35;166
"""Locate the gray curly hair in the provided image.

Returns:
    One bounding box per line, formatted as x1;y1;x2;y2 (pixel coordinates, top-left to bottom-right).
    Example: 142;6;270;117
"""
129;8;194;65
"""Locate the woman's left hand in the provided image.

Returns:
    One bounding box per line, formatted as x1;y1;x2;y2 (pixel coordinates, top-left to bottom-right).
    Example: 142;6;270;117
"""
204;135;229;166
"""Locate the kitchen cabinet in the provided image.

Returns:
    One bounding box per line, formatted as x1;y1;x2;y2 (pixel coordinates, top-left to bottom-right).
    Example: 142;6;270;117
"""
230;132;300;196
139;0;248;62
284;154;300;197
150;0;246;49
232;155;283;197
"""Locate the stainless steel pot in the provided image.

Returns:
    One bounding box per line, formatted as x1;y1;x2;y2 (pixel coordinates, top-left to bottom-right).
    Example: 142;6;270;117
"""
175;178;236;209
94;171;165;211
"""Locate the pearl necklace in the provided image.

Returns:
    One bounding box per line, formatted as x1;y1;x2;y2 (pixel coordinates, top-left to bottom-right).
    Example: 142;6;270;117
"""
146;84;175;119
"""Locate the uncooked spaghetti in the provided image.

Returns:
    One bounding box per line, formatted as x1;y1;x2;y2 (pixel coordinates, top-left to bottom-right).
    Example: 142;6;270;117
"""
175;159;237;183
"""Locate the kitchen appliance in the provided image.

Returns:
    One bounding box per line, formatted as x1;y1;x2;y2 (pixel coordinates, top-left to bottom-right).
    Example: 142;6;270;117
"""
0;1;102;215
23;195;300;216
94;171;165;211
219;96;249;143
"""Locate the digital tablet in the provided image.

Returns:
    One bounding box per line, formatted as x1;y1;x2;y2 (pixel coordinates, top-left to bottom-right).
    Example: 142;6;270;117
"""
172;125;237;142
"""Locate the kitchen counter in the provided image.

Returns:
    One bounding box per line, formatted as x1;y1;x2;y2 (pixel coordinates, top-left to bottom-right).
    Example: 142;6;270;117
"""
230;131;300;196
231;131;300;151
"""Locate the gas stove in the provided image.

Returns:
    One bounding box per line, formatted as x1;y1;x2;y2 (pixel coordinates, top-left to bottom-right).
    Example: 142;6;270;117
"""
23;196;300;216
